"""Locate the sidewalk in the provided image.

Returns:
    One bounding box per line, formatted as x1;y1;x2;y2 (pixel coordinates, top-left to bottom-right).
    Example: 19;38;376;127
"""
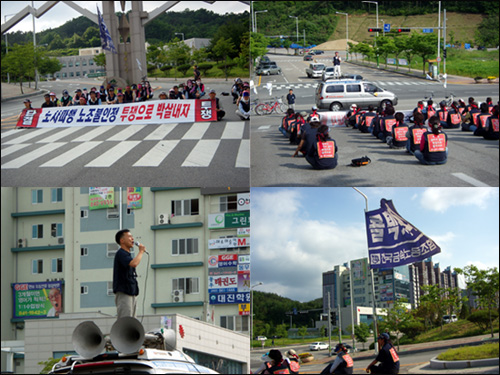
1;82;44;102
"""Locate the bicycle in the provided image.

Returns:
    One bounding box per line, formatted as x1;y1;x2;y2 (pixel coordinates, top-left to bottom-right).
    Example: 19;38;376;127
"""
255;96;288;115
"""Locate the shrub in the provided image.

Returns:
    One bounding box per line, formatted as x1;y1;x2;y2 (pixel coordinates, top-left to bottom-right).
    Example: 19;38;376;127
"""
467;310;499;331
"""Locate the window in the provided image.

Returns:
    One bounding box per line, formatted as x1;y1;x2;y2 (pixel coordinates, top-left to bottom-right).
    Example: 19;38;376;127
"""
220;196;237;212
32;224;43;239
62;63;67;68
68;62;73;67
81;285;88;295
51;223;63;238
346;84;362;93
172;238;199;255
80;209;88;218
107;281;113;296
107;243;119;258
62;73;67;78
51;188;63;202
326;85;344;93
76;72;80;77
52;258;63;273
171;199;199;216
70;72;74;77
32;259;43;274
82;60;87;66
89;59;94;65
107;207;119;219
32;189;43;204
75;61;80;67
172;277;199;294
363;83;378;93
220;315;249;332
81;247;88;256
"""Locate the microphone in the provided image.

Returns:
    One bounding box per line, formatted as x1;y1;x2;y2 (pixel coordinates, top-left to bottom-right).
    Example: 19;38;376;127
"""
134;241;149;254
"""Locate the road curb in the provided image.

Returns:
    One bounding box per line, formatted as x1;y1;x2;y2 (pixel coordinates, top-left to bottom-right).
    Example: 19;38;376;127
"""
1;88;48;103
430;356;499;369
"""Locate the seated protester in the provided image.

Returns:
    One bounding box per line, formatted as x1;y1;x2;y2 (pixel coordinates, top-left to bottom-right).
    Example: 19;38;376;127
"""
23;98;33;110
473;102;494;136
284;350;300;375
99;86;107;103
413;101;425;118
414;115;448;165
320;343;354;375
106;87;118;105
307;105;319;122
306;124;339;170
406;112;428;155
290;111;307;145
123;86;134;103
377;106;397;142
465;96;475;113
90;87;99;99
461;102;480;131
60;90;73;107
293;115;321;157
457;98;467;116
437;101;449;127
87;90;101;105
195;79;205;98
423;99;436;121
77;96;87;106
236;91;251;120
41;93;55;108
346;104;359;127
255;349;290;375
359;105;377;133
366;333;400;375
280;108;296;137
231;78;242;104
386;112;409;149
143;81;153;100
168;89;176;99
116;93;126;104
185;80;197;99
443;101;463;129
209;89;225;121
72;89;83;105
172;85;185;99
158;91;168;100
482;106;499;140
485;97;494;114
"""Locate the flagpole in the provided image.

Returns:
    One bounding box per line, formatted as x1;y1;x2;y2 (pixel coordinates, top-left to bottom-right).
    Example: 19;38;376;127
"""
352;187;379;355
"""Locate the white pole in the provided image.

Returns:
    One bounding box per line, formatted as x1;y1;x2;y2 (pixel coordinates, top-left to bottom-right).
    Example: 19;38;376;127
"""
443;9;447;89
328;291;332;356
32;1;38;89
437;1;441;75
349;260;356;350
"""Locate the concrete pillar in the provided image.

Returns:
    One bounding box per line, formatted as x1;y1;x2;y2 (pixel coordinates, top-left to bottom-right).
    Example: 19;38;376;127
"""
129;1;147;84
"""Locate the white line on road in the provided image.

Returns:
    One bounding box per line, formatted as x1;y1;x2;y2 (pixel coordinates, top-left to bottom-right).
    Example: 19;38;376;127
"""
36;127;82;143
182;140;220;167
182;122;210;140
3;128;55;145
1;129;24;139
1;142;65;169
144;123;178;140
85;141;140;167
258;125;271;130
235;139;250;168
451;173;491;187
40;141;102;167
72;126;113;142
0;143;31;157
221;122;245;139
107;125;147;141
133;140;178;167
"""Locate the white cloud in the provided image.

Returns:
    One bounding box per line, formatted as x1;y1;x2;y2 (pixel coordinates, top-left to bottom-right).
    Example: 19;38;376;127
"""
419;188;498;213
427;231;456;261
252;190;367;302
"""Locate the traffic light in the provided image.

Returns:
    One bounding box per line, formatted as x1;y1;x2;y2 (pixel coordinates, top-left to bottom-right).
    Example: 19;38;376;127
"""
330;311;336;325
368;28;382;32
397;28;411;32
443;49;447;59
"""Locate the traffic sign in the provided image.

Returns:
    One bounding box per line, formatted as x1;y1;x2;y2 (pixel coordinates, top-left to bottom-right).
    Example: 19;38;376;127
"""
384;24;391;32
436;57;441;62
422;28;433;33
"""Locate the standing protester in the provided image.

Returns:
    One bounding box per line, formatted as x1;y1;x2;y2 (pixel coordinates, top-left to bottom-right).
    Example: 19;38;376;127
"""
23;98;33;110
193;65;201;81
365;333;400;374
414;115;448;165
287;89;296;110
113;229;146;319
321;343;354;374
333;51;342;78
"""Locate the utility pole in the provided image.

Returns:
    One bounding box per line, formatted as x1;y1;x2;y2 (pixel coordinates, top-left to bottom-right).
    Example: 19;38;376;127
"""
437;1;441;75
443;9;447;89
349;260;356;350
338;302;342;343
328;291;332;356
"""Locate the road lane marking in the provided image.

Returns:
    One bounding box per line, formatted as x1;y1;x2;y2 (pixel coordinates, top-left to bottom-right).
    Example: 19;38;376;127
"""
182;140;220;167
107;124;147;141
235;139;250;168
1;143;31;157
144;123;178;140
182;122;210;140
3;128;55;145
451;173;491;187
1;129;24;139
85;141;140;167
221;121;245;139
133;140;178;167
258;126;271;130
40;141;102;167
1;142;65;169
36;127;82;143
72;126;114;142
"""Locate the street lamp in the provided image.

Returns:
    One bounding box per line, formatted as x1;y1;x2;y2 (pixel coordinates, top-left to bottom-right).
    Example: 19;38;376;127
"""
289;15;299;43
4;14;16;84
250;282;263;342
175;32;184;41
254;10;268;34
362;1;379;68
336;11;349;62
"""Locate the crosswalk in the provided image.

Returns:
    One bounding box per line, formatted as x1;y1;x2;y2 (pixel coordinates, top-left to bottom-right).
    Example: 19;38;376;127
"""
1;121;249;170
269;79;440;91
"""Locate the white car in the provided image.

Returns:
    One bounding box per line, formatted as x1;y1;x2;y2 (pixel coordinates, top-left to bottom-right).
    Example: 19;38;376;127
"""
322;66;335;81
309;342;329;351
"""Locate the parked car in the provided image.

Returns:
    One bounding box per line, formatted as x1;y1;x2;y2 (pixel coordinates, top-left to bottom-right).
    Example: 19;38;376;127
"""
256;62;281;75
303;54;314;61
309;342;329;351
256;336;267;341
315;79;398;111
306;63;326;78
312;50;324;55
443;314;458;323
322;66;335;81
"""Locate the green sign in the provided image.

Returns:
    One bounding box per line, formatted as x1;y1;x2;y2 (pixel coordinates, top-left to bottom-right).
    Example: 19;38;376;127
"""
12;281;62;319
224;211;250;228
89;187;115;210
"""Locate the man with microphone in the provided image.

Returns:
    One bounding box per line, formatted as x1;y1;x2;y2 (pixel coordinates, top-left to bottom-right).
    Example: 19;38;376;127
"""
113;229;147;319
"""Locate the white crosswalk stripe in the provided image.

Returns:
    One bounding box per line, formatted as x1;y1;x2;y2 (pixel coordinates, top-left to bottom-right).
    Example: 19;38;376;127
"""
1;121;248;170
268;80;440;90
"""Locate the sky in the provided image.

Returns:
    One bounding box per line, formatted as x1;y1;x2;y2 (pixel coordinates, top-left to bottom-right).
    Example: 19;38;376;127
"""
251;187;499;302
1;1;249;34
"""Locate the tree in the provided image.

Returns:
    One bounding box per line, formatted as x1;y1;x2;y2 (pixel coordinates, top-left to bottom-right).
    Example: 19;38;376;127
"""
412;33;438;75
402;34;418;73
297;326;308;340
377;36;396;68
356;42;374;63
467;310;499;332
3;43;36;93
164;39;191;81
393;35;409;70
475;14;499;47
380;298;413;350
354;323;370;350
212;37;235;81
38;56;62;79
283;39;293;55
275;324;288;339
94;53;106;69
250;32;269;64
269;38;281;53
421;285;448;331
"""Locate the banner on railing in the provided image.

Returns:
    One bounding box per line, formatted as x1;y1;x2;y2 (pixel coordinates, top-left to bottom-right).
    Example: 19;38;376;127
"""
16;99;217;128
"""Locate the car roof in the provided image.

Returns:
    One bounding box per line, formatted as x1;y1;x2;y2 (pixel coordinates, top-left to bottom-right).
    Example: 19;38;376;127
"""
323;80;364;84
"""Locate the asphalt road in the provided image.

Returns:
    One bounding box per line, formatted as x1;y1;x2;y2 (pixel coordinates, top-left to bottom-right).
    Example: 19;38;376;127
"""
1;78;249;186
250;51;499;187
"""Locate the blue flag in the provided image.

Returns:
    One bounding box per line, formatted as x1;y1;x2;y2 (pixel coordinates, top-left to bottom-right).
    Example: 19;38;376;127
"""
365;199;441;269
97;5;117;54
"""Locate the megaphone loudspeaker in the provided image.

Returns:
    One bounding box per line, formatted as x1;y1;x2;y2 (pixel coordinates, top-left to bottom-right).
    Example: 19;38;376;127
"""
72;321;105;359
110;316;145;354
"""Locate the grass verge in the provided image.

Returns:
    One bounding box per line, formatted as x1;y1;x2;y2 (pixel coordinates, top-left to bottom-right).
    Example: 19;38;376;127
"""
251;335;353;348
436;343;499;361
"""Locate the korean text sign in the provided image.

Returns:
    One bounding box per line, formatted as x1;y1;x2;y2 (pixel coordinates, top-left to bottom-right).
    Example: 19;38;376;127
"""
12;281;62;319
89;187;114;210
365;199;441;269
16;99;217;128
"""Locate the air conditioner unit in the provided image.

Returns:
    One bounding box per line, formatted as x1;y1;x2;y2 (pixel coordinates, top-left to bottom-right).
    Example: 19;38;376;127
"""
172;289;184;303
18;238;27;248
158;213;168;225
58;237;64;244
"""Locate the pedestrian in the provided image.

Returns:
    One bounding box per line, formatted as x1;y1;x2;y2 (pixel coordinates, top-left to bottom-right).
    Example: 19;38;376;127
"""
209;89;225;121
255;349;291;374
333;51;342;78
320;343;354;374
305;124;339;170
414;115;448;165
113;229;146;319
193;65;201;81
365;333;400;374
236;91;251;120
41;94;54;108
287;89;296;110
